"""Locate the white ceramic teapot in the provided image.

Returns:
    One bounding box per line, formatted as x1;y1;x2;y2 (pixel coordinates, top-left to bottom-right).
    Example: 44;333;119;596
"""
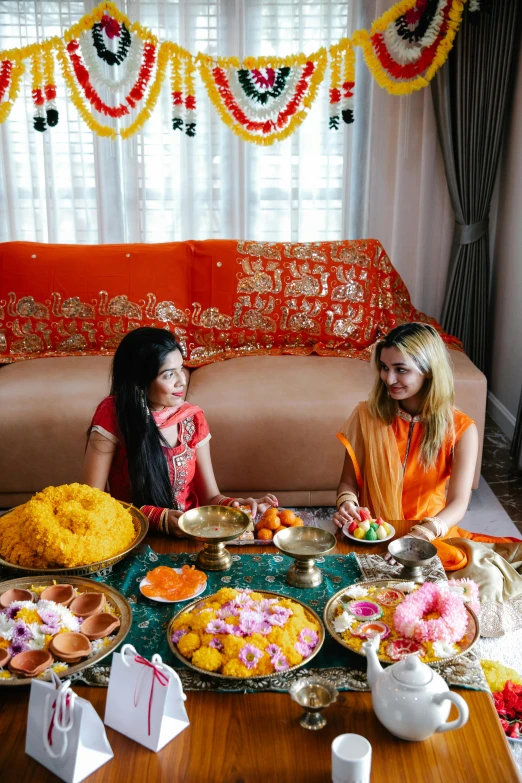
363;638;469;742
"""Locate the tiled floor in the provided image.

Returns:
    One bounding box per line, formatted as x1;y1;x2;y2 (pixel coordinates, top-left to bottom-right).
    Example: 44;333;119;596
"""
481;415;522;534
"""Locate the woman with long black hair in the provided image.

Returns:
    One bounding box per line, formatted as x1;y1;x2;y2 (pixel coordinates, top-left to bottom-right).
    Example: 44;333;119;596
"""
83;327;277;536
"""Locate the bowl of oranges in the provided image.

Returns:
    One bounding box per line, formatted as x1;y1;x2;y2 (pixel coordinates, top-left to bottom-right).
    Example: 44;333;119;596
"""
254;507;305;542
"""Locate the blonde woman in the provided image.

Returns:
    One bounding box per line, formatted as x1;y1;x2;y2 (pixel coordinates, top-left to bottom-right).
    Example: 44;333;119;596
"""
333;322;479;543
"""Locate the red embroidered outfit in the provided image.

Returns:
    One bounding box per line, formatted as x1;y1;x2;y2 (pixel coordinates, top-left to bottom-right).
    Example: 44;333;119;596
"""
90;396;211;532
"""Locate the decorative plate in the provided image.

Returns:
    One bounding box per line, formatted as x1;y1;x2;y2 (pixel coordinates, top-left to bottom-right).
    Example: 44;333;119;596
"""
323;579;479;666
167;589;324;681
139;569;207;604
0;502;148;576
0;575;132;686
342;522;395;544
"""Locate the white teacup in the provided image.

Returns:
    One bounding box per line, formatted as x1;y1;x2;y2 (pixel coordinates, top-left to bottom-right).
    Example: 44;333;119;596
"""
331;733;372;783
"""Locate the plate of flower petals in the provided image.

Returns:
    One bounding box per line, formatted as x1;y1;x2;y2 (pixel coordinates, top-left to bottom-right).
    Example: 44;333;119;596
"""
140;565;207;603
324;579;479;666
168;587;324;680
0;575;131;686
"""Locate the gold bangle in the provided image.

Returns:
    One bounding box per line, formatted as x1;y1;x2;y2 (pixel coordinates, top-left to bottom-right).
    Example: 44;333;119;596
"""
336;491;358;510
160;508;169;535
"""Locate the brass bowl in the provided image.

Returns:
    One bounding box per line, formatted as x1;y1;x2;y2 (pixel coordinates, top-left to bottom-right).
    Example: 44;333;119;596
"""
0;575;132;686
323;579;480;666
178;505;250;571
273;527;336;588
0;502;148;577
387;538;437;583
167;589;325;681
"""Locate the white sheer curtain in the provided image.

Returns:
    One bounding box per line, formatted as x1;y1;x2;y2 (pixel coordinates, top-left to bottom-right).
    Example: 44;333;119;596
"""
0;0;453;319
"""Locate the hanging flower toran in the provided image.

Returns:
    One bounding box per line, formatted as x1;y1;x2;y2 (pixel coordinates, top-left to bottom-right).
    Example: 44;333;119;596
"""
198;50;327;145
0;0;474;142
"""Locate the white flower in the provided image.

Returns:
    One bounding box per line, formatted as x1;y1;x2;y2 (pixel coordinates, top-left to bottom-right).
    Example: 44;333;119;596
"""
333;611;356;633
432;641;457;659
26;622;46;650
447;584;467;600
344;585;368;599
0;614;15;640
37;600;80;632
392;582;416;593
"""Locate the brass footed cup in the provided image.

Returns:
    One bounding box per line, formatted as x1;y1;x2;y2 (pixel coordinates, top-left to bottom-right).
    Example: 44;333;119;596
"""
178;505;250;572
273;527;336;588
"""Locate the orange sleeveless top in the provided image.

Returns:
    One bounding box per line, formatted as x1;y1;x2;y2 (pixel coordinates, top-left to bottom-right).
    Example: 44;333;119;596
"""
337;403;474;521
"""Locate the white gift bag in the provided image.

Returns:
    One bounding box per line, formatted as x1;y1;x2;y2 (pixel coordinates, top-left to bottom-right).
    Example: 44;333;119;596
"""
104;644;189;752
25;672;113;783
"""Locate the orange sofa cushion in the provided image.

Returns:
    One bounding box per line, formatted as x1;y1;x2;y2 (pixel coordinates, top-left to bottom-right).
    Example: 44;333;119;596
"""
0;238;461;365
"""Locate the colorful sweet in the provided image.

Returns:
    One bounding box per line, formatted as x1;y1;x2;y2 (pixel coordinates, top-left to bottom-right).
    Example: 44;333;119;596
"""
0;483;136;568
347;516;392;541
386;639;423;661
346;601;383;621
351;621;391;640
171;588;321;677
256;507;305;540
393;582;468;643
0;585;121;682
141;565;207;601
332;580;478;664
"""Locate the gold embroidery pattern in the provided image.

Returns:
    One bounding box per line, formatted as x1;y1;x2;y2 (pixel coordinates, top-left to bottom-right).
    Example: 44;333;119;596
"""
0;240;462;364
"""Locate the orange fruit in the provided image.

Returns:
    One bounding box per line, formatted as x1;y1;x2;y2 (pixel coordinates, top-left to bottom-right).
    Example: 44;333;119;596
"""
279;510;296;526
264;516;282;531
292;517;304;527
257;528;273;541
262;508;280;521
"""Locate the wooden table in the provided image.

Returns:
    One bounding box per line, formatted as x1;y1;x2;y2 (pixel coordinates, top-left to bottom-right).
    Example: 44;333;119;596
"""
0;521;519;782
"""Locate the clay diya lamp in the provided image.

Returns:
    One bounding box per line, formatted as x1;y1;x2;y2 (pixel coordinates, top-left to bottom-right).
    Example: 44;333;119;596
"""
40;584;76;606
81;613;120;640
0;648;11;668
9;650;53;678
69;592;106;618
50;632;92;663
0;588;35;608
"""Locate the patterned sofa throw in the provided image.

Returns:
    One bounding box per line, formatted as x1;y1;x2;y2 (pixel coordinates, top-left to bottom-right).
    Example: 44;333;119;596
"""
0;239;461;365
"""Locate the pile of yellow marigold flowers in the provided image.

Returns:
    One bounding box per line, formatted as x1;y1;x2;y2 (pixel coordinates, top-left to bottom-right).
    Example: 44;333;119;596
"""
0;484;136;568
171;587;321;677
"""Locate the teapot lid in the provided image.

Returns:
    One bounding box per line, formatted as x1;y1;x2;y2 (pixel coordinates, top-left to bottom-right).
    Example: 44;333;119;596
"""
391;654;433;686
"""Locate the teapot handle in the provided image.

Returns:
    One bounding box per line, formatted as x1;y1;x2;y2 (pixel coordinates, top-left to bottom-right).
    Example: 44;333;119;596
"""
433;692;469;733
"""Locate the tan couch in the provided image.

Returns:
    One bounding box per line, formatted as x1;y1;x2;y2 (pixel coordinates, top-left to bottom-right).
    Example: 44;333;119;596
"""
0;349;485;508
0;238;487;507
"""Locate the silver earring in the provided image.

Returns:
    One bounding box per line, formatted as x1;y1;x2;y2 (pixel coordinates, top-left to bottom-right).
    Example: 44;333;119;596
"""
140;390;150;418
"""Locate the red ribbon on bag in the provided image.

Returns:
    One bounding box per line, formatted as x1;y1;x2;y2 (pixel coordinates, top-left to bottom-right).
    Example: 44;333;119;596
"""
133;655;170;736
47;692;71;747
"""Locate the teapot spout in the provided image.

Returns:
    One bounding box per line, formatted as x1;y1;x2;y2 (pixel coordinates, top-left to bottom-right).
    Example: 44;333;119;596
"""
363;636;383;689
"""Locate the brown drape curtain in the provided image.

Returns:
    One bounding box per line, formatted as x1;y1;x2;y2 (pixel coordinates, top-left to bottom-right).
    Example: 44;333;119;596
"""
431;2;522;372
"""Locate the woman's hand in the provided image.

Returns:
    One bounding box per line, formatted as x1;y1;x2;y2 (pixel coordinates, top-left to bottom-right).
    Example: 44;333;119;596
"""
232;494;278;518
166;509;185;538
332;501;364;530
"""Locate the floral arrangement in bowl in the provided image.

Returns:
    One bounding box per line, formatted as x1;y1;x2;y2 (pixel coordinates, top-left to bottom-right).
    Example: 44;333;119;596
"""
169;587;323;678
0;584;121;682
327;578;479;664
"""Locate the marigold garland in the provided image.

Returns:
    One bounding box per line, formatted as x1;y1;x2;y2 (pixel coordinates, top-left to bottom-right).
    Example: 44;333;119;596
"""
0;0;472;141
198;50;327;145
352;0;466;96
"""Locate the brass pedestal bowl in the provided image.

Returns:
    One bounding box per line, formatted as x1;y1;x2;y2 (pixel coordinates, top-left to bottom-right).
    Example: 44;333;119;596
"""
273;527;336;588
387;537;437;583
178;505;250;571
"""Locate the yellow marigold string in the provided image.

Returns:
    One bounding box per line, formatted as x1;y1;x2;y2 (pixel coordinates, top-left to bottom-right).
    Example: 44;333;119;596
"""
54;40;117;138
119;41;170;139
